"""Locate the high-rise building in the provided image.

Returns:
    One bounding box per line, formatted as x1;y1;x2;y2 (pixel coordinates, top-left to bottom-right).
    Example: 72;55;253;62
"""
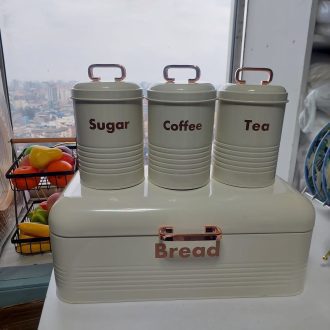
47;83;59;109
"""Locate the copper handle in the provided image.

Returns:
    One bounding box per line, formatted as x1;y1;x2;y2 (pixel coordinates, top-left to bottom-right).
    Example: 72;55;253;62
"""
159;226;222;241
88;64;126;82
163;64;201;83
235;67;273;85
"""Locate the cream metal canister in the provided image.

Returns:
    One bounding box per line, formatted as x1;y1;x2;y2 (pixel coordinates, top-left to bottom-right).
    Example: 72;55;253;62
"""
213;67;288;188
147;65;217;190
72;64;144;190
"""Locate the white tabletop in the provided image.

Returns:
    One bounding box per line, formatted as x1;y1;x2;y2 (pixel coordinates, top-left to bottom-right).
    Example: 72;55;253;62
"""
39;199;330;330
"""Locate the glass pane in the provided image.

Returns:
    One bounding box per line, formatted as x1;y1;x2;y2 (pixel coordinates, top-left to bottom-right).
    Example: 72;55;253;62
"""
0;0;232;138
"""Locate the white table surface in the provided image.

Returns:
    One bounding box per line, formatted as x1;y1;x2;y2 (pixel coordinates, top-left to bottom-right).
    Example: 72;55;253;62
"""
39;199;330;330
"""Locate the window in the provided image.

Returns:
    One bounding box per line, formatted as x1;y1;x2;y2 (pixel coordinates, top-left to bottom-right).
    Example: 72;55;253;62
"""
0;0;232;138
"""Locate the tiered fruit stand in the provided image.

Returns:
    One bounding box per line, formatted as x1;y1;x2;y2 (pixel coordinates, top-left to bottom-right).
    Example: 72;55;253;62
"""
5;137;77;254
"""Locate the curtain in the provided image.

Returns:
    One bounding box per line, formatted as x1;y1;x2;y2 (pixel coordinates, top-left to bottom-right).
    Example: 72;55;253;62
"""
0;50;16;254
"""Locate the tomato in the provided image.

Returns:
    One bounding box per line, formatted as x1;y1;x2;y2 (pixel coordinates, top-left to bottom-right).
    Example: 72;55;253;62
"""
46;160;73;187
11;166;40;190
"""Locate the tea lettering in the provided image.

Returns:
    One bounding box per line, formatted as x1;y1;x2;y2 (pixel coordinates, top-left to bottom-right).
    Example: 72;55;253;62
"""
244;119;270;131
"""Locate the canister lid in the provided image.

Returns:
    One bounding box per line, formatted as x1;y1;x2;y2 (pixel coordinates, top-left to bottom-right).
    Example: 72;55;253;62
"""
219;67;288;104
148;82;217;103
72;81;142;101
219;83;288;103
71;64;142;101
147;65;216;103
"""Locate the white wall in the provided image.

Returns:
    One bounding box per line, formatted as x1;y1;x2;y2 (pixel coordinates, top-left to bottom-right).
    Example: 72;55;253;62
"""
242;0;318;183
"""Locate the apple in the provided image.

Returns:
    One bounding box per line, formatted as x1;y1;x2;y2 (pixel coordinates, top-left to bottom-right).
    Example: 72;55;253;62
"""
60;152;75;166
47;192;61;211
58;145;73;156
19;155;31;167
39;201;48;210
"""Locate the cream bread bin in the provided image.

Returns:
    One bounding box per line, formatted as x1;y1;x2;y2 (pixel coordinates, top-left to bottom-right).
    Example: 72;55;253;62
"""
50;172;314;303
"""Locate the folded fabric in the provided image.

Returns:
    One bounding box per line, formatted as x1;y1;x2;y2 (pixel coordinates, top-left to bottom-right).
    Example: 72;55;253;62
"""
317;1;330;24
299;83;330;133
315;23;330;37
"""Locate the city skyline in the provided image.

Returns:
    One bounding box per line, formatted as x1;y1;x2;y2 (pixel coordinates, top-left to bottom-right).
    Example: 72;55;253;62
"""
8;79;151;141
9;80;76;138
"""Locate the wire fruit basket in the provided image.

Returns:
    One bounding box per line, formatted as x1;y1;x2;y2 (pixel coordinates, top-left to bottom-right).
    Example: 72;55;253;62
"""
11;199;51;254
6;137;77;255
6;144;77;192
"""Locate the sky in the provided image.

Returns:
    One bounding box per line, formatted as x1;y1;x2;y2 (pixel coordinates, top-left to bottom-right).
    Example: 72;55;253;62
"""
0;0;231;85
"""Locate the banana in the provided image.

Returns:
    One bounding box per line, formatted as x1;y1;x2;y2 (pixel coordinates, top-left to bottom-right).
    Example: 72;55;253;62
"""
16;241;51;254
17;232;51;254
18;222;50;238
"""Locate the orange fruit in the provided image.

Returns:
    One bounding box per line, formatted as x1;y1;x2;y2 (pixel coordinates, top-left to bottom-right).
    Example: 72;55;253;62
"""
46;160;73;187
11;166;40;190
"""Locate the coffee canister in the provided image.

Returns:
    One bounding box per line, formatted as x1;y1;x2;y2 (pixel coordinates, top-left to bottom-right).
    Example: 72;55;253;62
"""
147;65;217;190
213;67;288;188
72;64;144;190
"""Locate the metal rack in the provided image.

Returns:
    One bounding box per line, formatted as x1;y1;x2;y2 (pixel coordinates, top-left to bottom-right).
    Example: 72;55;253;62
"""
5;137;77;254
302;187;330;262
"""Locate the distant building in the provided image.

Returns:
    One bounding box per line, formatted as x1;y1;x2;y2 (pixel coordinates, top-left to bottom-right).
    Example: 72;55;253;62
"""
47;83;59;109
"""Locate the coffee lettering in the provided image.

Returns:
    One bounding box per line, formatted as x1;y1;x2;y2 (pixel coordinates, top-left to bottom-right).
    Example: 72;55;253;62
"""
155;241;220;258
245;119;270;132
163;120;171;130
88;119;130;134
171;124;178;131
163;120;202;131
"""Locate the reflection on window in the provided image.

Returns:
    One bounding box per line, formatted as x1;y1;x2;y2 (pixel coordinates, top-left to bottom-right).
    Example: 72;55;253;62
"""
0;0;231;138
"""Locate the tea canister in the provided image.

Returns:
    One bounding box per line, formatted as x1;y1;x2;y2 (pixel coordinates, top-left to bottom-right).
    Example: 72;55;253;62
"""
72;64;144;190
147;65;217;190
213;67;288;188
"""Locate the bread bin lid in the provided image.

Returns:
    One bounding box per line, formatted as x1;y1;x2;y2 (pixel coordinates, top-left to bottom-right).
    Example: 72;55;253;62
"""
72;64;142;101
219;67;288;104
49;173;315;238
148;65;216;103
